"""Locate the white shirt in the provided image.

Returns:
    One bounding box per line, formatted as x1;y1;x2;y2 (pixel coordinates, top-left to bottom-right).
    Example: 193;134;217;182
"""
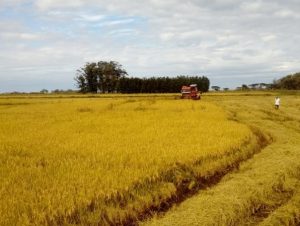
275;98;280;105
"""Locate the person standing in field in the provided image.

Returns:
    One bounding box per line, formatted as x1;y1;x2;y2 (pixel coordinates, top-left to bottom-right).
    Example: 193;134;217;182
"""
275;96;280;109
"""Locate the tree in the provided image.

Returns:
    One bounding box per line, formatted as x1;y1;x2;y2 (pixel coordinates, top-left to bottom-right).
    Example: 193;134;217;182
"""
97;61;127;93
75;74;87;93
75;62;98;93
273;72;300;90
40;89;48;94
75;61;127;93
241;84;249;90
211;86;220;91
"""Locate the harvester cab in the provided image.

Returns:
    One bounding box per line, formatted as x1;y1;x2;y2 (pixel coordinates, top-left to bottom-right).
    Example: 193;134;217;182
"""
181;84;201;100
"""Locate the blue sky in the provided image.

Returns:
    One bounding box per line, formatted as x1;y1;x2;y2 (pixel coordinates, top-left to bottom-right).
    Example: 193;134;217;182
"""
0;0;300;92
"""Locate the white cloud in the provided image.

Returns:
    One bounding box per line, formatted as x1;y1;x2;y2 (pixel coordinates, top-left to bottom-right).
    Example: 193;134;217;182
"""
261;34;277;42
97;18;135;26
0;32;42;41
240;2;262;12
35;0;84;10
274;9;299;18
77;14;105;22
108;28;137;36
0;0;29;7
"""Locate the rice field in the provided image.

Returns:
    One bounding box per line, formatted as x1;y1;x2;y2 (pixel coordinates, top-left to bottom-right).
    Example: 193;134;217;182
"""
144;92;300;226
0;96;258;225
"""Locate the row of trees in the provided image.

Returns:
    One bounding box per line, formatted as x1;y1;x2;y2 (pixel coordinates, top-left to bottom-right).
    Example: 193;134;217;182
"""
118;76;210;93
75;61;300;93
75;61;210;93
234;73;300;91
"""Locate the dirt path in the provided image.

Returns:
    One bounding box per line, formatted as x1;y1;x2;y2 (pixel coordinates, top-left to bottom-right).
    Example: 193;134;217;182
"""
141;94;300;226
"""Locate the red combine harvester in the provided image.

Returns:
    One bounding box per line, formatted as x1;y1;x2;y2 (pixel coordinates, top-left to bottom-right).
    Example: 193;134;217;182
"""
181;84;201;100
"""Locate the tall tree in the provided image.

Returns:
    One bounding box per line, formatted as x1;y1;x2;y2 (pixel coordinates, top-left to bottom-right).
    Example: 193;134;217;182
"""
75;61;127;93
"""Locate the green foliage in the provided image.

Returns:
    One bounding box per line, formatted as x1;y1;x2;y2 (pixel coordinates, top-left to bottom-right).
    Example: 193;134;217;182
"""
273;72;300;90
241;84;249;90
211;86;220;91
75;61;127;93
118;76;210;93
75;62;209;94
40;89;48;94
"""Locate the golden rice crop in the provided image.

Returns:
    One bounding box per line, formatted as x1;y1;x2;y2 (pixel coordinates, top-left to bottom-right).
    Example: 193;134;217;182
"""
0;96;254;225
143;93;300;226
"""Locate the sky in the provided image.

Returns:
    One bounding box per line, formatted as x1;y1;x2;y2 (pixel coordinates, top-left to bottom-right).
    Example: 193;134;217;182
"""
0;0;300;92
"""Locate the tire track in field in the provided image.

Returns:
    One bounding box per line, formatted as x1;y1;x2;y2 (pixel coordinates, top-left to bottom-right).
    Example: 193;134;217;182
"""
131;127;271;226
47;126;270;226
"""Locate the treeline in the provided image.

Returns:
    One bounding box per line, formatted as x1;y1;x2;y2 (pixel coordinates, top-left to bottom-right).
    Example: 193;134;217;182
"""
75;61;210;93
231;72;300;91
118;76;210;93
273;72;300;90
